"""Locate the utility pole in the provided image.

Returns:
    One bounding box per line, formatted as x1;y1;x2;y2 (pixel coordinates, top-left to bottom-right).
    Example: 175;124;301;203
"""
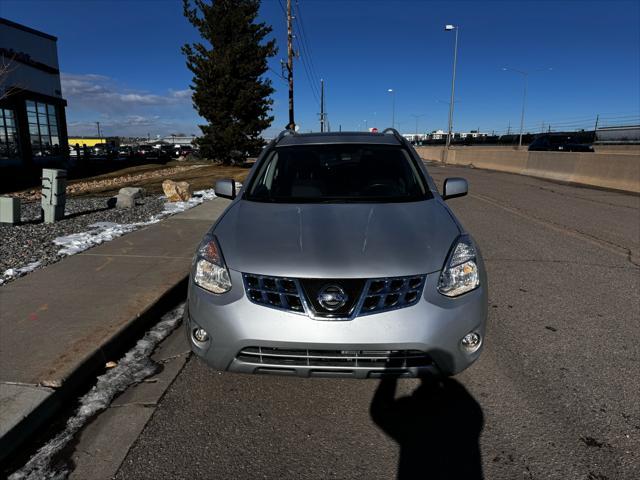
507;120;511;136
319;79;325;132
410;114;426;136
96;121;101;139
286;0;295;130
593;114;599;143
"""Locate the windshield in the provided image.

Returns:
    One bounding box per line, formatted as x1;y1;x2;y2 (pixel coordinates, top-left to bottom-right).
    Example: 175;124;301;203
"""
245;144;430;203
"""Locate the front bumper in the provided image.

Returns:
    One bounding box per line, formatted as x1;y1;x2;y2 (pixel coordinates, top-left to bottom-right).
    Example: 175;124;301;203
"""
185;268;487;378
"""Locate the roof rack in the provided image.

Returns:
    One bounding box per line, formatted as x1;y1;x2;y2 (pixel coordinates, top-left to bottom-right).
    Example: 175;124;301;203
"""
382;128;405;144
274;129;297;145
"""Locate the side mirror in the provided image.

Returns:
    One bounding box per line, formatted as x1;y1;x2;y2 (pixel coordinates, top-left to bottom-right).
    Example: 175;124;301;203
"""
215;179;236;200
442;177;468;200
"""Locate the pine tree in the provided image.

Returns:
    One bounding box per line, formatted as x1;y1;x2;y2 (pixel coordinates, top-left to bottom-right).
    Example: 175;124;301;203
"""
182;0;277;164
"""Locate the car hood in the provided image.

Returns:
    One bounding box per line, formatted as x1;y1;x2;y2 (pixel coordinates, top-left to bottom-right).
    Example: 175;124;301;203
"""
214;200;460;278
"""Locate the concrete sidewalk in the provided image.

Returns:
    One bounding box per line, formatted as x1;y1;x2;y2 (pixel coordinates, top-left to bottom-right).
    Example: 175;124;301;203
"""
0;197;229;463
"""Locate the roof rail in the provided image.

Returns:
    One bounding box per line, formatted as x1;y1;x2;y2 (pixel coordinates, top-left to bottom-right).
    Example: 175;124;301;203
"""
382;128;405;144
274;129;297;145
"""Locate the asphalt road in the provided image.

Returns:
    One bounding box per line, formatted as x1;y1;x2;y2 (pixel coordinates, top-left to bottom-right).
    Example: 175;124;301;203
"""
106;163;639;479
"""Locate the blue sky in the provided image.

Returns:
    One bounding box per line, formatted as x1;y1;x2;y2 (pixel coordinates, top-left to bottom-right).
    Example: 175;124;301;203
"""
2;0;639;138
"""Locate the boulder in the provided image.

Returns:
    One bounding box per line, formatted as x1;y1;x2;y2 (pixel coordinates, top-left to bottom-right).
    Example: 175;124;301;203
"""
162;180;191;202
119;187;145;197
115;186;144;209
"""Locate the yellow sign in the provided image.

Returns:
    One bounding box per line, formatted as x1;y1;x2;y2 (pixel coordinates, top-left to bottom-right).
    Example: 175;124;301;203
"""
68;137;106;147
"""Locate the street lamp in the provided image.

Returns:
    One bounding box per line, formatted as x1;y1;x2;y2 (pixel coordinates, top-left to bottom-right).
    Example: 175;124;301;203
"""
364;119;368;131
388;88;395;129
502;66;552;148
444;24;459;149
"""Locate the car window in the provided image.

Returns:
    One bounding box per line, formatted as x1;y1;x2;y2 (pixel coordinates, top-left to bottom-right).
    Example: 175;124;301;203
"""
245;144;430;203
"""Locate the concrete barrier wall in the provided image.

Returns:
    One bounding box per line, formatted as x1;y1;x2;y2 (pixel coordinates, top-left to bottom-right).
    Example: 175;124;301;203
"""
415;147;640;193
415;144;640;153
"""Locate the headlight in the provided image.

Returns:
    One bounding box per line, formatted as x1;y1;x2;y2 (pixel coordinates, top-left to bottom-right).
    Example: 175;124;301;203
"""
193;234;232;294
438;235;480;297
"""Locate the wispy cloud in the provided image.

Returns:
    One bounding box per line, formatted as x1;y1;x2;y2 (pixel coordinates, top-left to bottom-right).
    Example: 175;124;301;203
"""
62;73;193;108
62;73;198;136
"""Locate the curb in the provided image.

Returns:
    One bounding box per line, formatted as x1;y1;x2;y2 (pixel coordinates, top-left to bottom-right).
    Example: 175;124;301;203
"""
0;276;189;468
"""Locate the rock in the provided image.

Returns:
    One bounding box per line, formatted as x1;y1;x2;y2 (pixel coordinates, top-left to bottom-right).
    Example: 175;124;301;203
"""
162;179;192;202
119;187;145;197
115;186;144;209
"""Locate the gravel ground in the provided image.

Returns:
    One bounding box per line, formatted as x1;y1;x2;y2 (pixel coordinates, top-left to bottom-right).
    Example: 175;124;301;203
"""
0;196;166;284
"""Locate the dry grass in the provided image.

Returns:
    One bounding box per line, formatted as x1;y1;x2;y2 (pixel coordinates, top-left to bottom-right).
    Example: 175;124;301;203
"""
7;161;252;201
10;162;251;199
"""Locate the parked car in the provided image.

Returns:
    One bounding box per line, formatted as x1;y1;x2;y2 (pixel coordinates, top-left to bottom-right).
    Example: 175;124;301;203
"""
172;145;194;158
118;146;134;158
184;129;487;378
528;134;594;152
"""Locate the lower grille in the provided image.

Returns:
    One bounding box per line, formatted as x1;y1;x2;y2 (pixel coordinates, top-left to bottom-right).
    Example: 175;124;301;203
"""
237;347;432;369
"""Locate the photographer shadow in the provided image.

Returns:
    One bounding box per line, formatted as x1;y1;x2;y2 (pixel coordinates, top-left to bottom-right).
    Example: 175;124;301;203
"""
370;374;484;479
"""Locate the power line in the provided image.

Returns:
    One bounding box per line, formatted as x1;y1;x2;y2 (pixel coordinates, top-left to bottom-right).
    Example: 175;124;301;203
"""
268;67;288;83
293;0;321;104
294;0;321;86
295;36;320;105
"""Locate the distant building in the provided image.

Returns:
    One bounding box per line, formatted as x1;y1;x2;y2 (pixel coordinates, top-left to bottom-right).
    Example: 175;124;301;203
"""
161;134;196;146
0;17;68;167
459;130;488;139
430;130;447;140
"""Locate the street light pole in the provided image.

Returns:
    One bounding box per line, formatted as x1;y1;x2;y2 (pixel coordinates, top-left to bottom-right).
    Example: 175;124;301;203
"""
518;72;528;149
503;66;551;149
388;89;395;129
445;24;459;149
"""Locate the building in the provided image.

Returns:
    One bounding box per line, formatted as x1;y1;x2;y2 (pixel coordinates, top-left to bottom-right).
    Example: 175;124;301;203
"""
0;17;68;168
161;134;197;146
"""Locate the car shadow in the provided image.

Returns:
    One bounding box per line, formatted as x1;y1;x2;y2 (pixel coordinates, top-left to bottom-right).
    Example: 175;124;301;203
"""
370;375;484;479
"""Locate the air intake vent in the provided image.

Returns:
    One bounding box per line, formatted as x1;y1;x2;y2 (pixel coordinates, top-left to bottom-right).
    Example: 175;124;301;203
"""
237;347;432;369
243;274;304;313
360;276;425;315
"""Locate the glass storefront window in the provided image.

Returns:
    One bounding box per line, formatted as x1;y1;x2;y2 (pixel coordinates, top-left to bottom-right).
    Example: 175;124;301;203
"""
27;101;61;157
0;109;20;161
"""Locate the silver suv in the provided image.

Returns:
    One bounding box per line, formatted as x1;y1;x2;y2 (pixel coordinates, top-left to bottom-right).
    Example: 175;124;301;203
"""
184;129;487;378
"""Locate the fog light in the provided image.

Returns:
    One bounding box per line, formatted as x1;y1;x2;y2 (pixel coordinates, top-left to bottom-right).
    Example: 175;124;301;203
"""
461;332;481;353
193;327;209;343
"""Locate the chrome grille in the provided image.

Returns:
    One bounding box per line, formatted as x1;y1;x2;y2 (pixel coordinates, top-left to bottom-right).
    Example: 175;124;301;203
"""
242;273;426;318
237;347;432;369
360;275;425;315
242;274;304;313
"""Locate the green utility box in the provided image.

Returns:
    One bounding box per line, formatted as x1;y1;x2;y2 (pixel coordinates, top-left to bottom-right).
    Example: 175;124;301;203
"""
0;196;21;224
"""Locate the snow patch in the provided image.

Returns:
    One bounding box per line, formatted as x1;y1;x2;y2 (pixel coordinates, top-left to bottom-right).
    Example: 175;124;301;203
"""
1;189;216;285
53;189;216;256
9;303;185;480
1;261;42;285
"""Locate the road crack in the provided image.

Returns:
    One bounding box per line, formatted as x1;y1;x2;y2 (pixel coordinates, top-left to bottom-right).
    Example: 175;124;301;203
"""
471;193;640;268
